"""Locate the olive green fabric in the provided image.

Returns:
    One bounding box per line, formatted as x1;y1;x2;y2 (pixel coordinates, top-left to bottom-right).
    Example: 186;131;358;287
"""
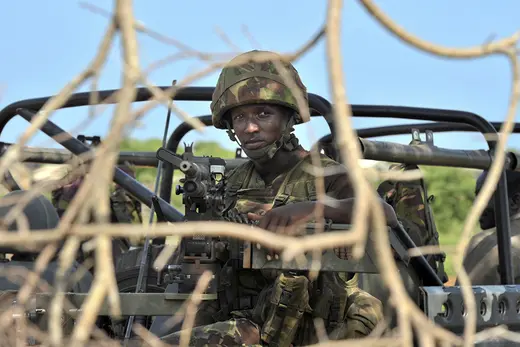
110;186;143;225
224;152;345;216
159;318;263;347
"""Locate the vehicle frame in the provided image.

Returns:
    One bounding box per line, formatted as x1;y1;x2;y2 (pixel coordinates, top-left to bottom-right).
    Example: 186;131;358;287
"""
0;86;519;345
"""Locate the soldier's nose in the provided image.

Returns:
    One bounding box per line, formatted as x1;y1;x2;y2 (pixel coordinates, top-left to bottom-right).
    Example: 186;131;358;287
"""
245;121;259;133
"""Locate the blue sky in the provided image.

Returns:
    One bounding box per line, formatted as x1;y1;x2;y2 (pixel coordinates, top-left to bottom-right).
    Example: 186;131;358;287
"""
0;1;519;155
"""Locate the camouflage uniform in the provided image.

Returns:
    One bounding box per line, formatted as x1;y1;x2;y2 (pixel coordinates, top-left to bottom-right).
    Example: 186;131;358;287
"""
366;163;448;327
111;164;143;225
377;162;446;281
161;50;383;347
52;177;84;219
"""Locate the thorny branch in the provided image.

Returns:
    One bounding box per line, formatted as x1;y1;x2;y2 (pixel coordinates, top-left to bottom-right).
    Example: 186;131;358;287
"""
0;0;519;346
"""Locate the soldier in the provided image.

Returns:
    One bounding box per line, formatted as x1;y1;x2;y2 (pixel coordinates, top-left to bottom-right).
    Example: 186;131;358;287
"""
51;165;141;270
51;175;85;220
458;170;520;285
51;164;142;225
110;163;143;226
161;50;399;346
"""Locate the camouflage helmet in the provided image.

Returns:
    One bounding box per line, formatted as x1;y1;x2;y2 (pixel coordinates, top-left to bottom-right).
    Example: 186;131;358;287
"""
210;50;310;129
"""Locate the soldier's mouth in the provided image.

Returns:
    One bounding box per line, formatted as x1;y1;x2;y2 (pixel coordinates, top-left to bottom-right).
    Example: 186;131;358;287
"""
243;140;266;149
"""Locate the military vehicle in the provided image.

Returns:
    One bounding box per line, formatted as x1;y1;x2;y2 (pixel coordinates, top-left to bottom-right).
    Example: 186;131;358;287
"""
0;86;518;346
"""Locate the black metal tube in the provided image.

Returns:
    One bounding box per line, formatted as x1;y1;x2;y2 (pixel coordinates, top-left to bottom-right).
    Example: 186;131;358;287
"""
0;144;160;166
494;172;512;285
320;122;520;140
0;87;217;135
393;224;444;286
15;108;184;223
358;138;519;171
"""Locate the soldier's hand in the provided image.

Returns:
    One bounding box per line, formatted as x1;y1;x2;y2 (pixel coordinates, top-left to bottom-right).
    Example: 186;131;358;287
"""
248;202;315;259
247;202;314;235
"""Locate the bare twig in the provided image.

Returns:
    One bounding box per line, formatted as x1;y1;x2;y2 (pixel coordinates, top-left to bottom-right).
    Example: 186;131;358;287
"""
178;271;213;347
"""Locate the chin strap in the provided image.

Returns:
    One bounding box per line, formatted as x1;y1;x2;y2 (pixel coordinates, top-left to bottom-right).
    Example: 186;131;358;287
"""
224;114;301;162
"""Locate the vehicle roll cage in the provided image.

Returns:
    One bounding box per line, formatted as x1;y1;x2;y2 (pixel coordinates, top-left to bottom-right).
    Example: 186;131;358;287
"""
0;86;519;285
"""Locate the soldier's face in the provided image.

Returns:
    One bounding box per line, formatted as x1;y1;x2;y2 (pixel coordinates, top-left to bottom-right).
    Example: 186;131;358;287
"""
229;104;289;150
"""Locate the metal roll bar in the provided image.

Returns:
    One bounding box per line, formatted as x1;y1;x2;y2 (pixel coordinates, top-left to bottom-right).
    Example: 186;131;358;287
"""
0;87;514;284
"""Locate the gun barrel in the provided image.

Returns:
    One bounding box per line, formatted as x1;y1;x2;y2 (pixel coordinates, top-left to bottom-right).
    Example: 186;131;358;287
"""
358;138;519;171
179;161;196;176
180;160;209;178
15;108;184;223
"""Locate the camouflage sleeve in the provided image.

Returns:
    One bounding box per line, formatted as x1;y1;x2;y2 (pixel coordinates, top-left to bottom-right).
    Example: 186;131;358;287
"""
51;180;82;217
321;272;384;340
322;163;354;200
110;188;143;224
260;273;312;346
393;185;427;231
391;183;432;249
127;196;143;224
339;288;384;339
160;318;262;347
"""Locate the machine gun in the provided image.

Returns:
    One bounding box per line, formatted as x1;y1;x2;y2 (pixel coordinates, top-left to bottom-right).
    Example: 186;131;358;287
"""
156;144;227;221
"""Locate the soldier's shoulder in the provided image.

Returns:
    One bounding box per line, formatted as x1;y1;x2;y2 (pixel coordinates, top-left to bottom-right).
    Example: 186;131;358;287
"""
226;160;253;180
299;152;342;168
318;152;340;164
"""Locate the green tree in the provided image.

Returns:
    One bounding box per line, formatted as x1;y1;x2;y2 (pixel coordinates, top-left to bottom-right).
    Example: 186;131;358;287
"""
420;165;479;277
422;166;478;237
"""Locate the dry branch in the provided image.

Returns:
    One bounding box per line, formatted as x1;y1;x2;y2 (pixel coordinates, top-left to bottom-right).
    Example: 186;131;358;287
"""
1;0;519;346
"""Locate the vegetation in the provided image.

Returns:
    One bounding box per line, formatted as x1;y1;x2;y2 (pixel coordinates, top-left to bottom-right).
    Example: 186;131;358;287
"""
421;166;479;277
